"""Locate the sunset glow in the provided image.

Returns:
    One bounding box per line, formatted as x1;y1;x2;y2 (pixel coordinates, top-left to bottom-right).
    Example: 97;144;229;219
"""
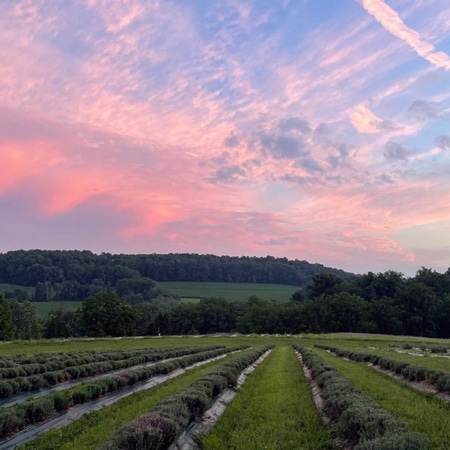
1;0;450;275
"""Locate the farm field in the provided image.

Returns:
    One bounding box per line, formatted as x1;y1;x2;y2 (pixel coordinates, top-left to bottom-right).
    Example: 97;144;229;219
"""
33;301;82;317
312;346;450;449
159;281;297;301
0;333;449;449
201;345;335;450
0;284;34;296
307;334;450;372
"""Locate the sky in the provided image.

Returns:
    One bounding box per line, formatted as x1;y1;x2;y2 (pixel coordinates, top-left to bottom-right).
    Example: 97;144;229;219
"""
1;0;450;277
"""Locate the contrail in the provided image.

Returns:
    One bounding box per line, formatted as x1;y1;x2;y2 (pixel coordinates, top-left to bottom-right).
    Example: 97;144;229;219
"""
357;0;450;71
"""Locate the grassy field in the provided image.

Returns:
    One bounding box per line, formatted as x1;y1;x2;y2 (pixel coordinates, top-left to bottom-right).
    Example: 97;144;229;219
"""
0;283;35;296
201;346;335;450
33;301;83;317
159;281;297;301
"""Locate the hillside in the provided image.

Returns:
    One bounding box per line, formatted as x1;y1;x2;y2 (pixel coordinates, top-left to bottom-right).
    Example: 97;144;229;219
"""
0;250;354;302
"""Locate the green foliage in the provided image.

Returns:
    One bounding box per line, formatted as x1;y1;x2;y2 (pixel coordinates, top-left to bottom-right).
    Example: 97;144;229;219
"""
81;292;138;337
0;294;15;340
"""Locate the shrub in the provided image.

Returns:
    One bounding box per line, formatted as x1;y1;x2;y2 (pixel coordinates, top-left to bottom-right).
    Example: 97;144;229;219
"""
355;432;429;450
23;397;55;424
337;404;407;445
435;374;450;393
71;386;91;404
102;414;175;450
402;342;412;350
0;381;14;398
430;345;447;354
175;388;211;420
0;409;24;438
52;391;72;411
29;375;44;391
401;366;427;382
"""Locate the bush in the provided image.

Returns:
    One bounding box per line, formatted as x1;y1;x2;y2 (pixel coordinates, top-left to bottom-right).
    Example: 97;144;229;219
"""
52;391;72;411
102;414;175;450
401;366;427;382
23;397;55;424
430;345;447;354
44;371;58;386
435;374;450;393
0;409;24;438
175;388;211;420
355;432;429;450
71;386;91;404
337;404;407;444
0;381;14;398
29;375;44;391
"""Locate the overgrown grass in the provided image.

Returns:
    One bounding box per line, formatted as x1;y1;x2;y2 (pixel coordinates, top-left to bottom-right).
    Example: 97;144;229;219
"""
18;351;250;450
201;346;335;450
313;347;450;450
33;301;82;317
0;284;35;296
159;281;296;301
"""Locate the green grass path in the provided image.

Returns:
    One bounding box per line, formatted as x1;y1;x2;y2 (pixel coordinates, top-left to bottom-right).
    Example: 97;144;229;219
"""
19;353;239;450
314;348;450;450
201;345;334;450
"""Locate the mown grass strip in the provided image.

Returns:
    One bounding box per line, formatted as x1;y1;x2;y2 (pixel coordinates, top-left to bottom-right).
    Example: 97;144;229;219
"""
200;345;335;450
18;352;245;450
313;347;450;450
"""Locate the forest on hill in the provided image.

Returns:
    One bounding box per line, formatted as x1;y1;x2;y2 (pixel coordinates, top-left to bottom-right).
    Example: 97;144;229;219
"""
0;250;353;302
0;257;450;339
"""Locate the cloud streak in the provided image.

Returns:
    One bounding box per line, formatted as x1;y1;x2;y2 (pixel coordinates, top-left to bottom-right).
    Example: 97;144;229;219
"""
357;0;450;71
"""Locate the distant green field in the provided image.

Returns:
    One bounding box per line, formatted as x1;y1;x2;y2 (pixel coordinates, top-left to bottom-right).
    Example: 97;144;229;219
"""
159;281;297;302
33;301;82;317
0;283;35;296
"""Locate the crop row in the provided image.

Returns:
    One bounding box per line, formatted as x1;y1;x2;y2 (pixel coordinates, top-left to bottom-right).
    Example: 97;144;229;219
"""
0;345;225;399
0;346;224;378
316;344;450;394
100;345;273;450
294;345;428;449
0;345;248;440
0;349;166;369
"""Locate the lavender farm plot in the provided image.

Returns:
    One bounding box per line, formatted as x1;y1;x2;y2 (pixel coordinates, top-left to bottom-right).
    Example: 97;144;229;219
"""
201;345;335;450
311;346;450;450
0;346;226;400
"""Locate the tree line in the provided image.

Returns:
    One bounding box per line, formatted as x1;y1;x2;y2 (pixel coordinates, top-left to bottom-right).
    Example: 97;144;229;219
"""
0;250;352;302
1;266;450;339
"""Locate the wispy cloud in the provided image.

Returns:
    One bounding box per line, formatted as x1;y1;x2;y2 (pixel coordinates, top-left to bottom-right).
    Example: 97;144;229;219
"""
0;0;449;275
356;0;450;70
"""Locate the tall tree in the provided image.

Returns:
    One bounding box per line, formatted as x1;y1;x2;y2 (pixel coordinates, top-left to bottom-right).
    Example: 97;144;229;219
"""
81;292;138;337
0;294;15;340
9;300;41;339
